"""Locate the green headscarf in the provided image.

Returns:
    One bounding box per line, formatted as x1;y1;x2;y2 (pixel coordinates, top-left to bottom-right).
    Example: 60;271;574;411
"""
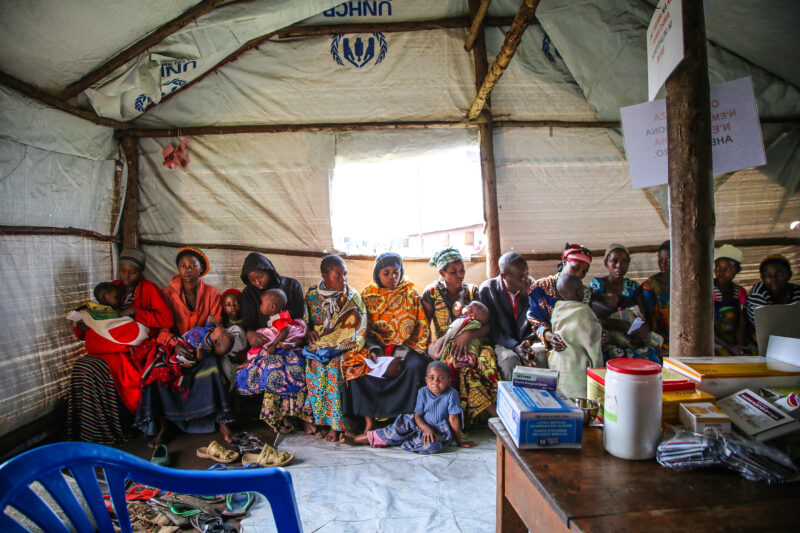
429;248;463;271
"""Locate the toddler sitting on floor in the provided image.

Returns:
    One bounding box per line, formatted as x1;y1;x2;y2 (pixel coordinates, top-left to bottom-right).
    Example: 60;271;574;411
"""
348;361;475;454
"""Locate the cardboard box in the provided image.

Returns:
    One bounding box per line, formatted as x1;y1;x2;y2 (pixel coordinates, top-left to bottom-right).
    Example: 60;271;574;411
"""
511;366;559;390
497;381;583;449
663;356;800;398
679;402;731;435
586;369;714;424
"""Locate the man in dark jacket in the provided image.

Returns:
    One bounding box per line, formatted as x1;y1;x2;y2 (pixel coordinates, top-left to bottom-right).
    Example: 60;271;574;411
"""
478;252;533;380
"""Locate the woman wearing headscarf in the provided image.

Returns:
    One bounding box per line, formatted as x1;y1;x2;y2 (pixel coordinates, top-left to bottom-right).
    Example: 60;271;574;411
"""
746;254;800;331
421;248;498;425
344;252;430;435
527;244;593;352
135;247;233;448
238;252;313;433
589;244;658;362
67;248;173;444
302;254;367;442
713;244;753;356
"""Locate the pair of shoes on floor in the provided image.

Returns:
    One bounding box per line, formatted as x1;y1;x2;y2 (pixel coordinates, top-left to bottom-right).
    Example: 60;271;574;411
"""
241;443;294;467
196;441;240;464
151;444;170;466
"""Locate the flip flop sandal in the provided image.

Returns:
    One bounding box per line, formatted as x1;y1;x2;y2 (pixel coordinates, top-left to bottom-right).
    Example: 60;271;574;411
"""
147;499;192;527
231;432;264;454
196;441;240;463
207;462;261;471
126;484;162;501
190;514;235;533
221;492;254;518
241;444;294;467
151;443;170;466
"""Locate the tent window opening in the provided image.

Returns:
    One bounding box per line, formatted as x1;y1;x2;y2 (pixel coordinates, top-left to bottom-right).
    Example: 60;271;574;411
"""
330;146;486;258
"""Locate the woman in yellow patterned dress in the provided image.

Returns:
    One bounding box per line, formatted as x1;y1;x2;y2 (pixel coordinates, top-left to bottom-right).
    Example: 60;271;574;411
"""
421;248;498;425
342;253;430;435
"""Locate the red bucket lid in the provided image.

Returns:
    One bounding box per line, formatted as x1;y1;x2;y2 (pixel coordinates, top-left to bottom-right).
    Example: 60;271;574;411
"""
606;358;661;375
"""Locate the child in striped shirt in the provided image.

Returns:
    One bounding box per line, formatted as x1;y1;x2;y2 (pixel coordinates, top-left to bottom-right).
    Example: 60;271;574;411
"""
348;361;475;454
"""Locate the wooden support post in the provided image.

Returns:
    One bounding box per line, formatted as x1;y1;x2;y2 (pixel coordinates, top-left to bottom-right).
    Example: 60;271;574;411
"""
466;0;539;121
465;0;493;52
666;0;714;357
469;0;502;278
120;136;139;250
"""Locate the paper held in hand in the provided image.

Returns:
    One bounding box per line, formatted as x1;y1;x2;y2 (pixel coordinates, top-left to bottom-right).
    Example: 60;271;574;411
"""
365;356;395;378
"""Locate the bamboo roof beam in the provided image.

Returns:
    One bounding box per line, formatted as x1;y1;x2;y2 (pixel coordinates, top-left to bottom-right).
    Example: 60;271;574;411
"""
465;0;493;52
60;0;227;100
145;16;519;114
466;0;540;121
0;70;128;129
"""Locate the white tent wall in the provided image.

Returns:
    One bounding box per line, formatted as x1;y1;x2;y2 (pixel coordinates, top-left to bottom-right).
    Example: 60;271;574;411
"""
0;90;120;436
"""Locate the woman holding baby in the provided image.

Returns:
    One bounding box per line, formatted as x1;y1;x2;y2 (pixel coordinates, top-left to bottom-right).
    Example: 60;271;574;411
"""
135;247;234;447
422;248;498;425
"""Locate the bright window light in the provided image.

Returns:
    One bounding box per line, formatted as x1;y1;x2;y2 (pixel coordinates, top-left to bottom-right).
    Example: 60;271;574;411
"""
331;146;485;257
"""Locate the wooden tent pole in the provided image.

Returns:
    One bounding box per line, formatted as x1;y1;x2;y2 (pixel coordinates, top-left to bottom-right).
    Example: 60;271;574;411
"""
469;0;501;278
666;0;715;357
466;0;539;121
465;0;493;52
60;0;226;100
0;70;128;129
120;136;139;250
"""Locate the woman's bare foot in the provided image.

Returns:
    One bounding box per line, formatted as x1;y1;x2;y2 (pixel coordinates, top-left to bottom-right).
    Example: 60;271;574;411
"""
324;429;341;443
148;421;171;449
341;433;369;445
303;421;317;435
315;425;329;439
364;417;375;433
219;422;234;443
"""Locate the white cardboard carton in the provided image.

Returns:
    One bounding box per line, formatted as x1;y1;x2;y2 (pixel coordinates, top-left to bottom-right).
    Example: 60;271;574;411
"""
497;381;583;449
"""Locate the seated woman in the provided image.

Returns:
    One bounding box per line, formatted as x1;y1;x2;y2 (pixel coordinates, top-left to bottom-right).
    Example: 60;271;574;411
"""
641;240;670;350
238;252;313;433
528;244;593;353
343;253;430;434
67;248;173;444
303;254;367;442
135;247;233;447
422;247;498;425
746;254;800;334
589;244;657;362
713;244;754;356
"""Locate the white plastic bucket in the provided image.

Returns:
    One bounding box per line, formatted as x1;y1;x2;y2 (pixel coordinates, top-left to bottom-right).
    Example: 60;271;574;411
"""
603;358;662;460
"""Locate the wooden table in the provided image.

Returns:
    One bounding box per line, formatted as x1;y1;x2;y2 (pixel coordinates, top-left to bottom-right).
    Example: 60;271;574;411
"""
489;418;800;532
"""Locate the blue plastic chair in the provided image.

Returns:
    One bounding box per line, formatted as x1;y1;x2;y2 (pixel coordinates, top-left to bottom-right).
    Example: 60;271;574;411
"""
0;442;302;532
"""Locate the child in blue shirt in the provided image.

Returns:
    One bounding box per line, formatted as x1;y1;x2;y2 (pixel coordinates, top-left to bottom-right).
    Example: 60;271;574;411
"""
349;361;475;454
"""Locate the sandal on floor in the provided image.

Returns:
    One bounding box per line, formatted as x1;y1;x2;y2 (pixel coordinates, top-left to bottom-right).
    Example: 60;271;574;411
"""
190;514;234;533
241;444;294;467
222;492;254;518
150;444;170;466
231;432;264;455
196;441;240;464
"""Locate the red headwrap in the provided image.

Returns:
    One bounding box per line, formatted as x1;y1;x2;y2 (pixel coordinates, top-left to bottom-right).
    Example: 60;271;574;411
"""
561;245;592;265
221;288;242;302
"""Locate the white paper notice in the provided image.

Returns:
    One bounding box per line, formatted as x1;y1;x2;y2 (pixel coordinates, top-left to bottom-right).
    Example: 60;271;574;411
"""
365;356;395;378
647;0;684;101
621;77;767;188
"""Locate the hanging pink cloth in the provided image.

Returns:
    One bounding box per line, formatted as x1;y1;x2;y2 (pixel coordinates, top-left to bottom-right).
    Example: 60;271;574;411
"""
162;138;190;169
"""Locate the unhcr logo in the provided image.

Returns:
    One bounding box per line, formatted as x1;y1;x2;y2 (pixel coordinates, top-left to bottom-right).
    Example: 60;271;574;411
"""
331;33;387;68
323;1;393;18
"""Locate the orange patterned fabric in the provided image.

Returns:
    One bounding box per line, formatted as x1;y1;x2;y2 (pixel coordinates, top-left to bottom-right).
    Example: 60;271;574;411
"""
342;278;430;381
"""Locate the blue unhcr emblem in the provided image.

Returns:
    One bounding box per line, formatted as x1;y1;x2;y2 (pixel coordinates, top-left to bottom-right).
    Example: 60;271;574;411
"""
161;78;187;95
331;33;387;68
134;94;152;112
541;34;562;63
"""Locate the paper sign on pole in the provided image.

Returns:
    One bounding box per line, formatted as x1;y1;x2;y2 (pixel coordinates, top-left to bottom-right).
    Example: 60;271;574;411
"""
621;77;767;189
647;0;684;101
